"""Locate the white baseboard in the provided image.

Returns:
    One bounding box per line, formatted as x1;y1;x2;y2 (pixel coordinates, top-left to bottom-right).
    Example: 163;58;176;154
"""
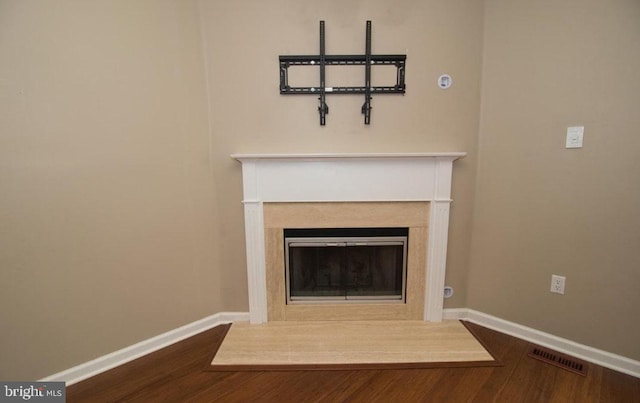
444;308;640;378
40;311;249;386
42;309;639;385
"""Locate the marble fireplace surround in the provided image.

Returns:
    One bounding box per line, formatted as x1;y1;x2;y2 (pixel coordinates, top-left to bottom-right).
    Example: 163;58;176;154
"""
232;153;466;324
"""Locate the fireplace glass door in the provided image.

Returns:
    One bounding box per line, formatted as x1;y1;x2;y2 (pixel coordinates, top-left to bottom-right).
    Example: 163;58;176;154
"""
285;228;408;303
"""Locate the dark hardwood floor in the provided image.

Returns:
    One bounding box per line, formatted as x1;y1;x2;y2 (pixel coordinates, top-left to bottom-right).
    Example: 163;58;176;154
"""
67;322;640;402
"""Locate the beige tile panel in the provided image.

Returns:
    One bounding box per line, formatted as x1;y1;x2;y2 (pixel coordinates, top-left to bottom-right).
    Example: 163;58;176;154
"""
406;226;427;319
263;202;429;229
263;201;430;321
284;303;411;321
211;320;494;366
265;228;286;321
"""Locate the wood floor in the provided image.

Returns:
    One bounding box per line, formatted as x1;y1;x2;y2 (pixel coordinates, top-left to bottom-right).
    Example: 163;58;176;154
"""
67;322;640;402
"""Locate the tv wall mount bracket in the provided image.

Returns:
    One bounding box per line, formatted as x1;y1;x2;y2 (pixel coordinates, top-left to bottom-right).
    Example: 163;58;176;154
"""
279;21;406;125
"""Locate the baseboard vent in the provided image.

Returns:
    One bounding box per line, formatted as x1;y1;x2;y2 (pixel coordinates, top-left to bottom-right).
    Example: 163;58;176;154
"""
528;346;588;376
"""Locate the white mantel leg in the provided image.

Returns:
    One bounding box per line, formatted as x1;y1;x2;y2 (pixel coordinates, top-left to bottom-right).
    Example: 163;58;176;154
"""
424;200;452;321
242;201;268;323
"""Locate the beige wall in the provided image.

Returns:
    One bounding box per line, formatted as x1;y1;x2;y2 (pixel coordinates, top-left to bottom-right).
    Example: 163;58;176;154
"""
470;0;640;360
6;0;637;382
198;0;484;311
0;1;221;379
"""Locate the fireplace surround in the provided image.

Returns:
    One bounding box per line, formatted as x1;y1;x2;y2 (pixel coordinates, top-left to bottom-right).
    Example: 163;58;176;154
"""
232;153;465;323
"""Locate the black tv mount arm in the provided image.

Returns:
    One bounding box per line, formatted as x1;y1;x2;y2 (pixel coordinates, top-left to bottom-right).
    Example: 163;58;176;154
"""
279;21;406;126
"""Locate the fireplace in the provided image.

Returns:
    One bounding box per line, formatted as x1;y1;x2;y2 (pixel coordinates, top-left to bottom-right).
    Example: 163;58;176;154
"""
232;153;465;323
285;227;408;303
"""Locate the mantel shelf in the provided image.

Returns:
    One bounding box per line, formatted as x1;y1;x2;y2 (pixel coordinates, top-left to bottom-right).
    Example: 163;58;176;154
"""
232;152;467;161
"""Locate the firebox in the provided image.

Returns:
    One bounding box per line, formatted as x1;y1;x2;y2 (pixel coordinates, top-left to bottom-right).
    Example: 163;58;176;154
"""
285;228;408;304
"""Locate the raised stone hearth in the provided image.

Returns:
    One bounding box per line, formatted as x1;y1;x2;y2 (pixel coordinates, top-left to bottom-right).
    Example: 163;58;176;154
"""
232;153;465;324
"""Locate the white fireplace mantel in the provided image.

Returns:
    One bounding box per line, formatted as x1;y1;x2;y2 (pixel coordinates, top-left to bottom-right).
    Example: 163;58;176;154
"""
232;152;466;323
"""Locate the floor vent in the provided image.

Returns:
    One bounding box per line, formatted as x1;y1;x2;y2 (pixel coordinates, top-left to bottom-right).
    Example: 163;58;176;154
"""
527;346;588;376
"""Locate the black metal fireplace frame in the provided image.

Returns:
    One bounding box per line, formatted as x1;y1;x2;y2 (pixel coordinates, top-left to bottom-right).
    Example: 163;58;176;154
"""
284;227;409;304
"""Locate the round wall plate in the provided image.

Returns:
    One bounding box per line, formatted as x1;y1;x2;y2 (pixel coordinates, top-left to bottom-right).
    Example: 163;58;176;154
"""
438;74;452;89
444;286;454;298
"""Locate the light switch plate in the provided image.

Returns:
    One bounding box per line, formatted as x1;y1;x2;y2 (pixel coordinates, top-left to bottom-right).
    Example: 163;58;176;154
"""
566;126;584;148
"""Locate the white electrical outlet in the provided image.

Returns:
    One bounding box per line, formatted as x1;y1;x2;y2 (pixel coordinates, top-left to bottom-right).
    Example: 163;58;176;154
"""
566;126;584;148
550;275;566;294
